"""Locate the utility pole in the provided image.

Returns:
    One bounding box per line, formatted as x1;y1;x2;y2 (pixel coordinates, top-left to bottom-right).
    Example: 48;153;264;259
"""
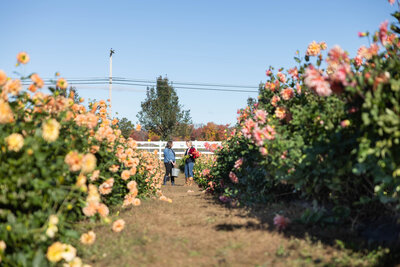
109;48;115;117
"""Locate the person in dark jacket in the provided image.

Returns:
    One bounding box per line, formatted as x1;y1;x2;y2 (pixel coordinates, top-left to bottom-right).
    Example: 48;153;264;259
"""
184;140;195;186
163;140;176;186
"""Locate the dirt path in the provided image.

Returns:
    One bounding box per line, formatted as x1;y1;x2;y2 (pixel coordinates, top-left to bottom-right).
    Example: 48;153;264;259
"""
78;174;378;267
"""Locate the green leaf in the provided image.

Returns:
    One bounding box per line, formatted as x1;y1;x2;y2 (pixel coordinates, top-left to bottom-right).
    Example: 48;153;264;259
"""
63;229;79;239
32;249;47;267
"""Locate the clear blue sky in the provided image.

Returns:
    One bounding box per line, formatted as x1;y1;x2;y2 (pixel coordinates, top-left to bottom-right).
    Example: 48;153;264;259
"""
0;0;395;125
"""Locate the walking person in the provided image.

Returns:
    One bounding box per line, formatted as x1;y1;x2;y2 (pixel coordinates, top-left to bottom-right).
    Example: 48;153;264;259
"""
184;140;196;186
163;141;176;186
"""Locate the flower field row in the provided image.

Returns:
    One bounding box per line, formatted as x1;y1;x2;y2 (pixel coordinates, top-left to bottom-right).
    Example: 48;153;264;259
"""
195;5;400;228
0;55;170;266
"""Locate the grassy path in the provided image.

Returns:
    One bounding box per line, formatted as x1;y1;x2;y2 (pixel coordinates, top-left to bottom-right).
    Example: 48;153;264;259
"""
78;174;384;266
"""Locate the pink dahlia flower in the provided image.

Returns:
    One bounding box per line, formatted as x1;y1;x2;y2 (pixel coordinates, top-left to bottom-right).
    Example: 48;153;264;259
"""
229;171;239;184
273;214;290;230
304;65;332;97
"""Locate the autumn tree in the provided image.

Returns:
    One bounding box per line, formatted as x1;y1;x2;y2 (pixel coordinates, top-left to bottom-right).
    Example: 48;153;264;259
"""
190;122;231;141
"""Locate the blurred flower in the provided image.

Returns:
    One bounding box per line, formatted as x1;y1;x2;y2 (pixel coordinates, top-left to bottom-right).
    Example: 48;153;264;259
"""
82;202;98;217
81;153;97;174
112;219;125;232
121;170;131;180
264;81;277;92
295;83;301;94
61;244;76;262
49;215;59;225
304;65;332;97
358;32;368;37
281;88;295;101
89;170;100;181
123;193;136;207
80;231;96;245
273;214;290;230
259;147;268;156
46;224;58;238
369;43;379;57
306;41;321;56
0;70;7;86
133;198;141;206
65;151;83;172
42;119;61;142
254;109;267;123
326;46;350;72
320;41;327;50
288;67;299;79
127;180;137;192
354;55;363;67
379;20;389;45
270;95;280;107
341;119;351;128
234;158;243;169
136;124;142;131
109;164;119;172
5;133;24;152
28;84;37;93
130;167;137;176
57;78;68;90
31;73;44;88
87;184;100;202
275;107;287;120
97;203;109;217
277;72;286;83
229;171;239;183
357;45;371;60
17;52;30;64
75;113;98;129
264;125;276;140
64;256;82;267
99;179;113;195
202;168;211;176
46;242;66;262
76;173;87;188
90;145;100;154
4;79;22;96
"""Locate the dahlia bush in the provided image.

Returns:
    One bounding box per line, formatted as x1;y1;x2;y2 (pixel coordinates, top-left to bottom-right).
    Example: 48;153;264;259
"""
0;55;163;266
197;5;400;219
193;153;217;189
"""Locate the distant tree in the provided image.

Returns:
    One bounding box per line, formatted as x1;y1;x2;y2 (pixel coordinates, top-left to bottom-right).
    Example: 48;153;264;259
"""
130;129;148;141
190;122;231;141
174;122;193;140
137;76;192;140
247;96;257;107
117;117;135;139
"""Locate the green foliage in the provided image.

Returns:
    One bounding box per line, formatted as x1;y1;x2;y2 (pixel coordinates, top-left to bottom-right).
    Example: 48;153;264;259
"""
117;117;135;139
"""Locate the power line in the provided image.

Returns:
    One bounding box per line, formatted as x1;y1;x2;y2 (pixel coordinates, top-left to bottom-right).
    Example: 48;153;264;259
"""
22;80;259;93
23;77;259;90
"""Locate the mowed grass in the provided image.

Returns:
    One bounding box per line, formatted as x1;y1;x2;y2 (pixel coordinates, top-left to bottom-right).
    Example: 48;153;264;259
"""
74;174;391;267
